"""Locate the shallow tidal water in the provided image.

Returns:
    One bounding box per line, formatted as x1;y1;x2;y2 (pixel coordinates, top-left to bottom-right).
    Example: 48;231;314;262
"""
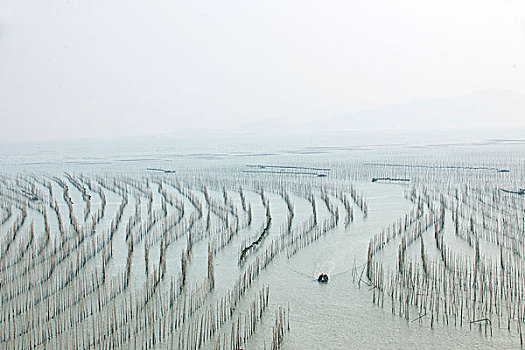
1;133;524;349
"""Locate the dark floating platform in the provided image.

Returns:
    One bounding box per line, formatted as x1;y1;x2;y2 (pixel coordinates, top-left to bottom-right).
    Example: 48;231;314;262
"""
366;163;510;173
500;189;525;195
247;164;331;172
371;177;410;183
242;170;328;177
243;165;330;178
147;168;176;174
318;273;329;283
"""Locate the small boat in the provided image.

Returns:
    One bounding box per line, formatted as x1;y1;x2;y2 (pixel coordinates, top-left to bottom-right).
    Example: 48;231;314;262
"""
317;273;329;283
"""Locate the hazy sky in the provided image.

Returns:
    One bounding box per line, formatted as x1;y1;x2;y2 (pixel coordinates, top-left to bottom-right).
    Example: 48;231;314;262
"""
1;0;524;142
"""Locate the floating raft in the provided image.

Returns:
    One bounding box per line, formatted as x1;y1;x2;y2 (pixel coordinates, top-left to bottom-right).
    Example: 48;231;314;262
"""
244;164;330;177
147;168;176;174
371;177;410;183
500;188;525;195
367;162;510;173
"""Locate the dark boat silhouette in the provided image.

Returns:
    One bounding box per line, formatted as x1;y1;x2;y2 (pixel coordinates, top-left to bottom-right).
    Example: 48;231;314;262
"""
317;273;329;283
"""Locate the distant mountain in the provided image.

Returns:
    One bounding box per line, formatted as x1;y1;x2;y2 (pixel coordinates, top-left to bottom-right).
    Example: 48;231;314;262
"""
308;90;525;131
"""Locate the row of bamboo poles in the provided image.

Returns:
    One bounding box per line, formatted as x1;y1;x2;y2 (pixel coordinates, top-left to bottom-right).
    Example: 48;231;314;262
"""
363;181;525;346
0;171;361;349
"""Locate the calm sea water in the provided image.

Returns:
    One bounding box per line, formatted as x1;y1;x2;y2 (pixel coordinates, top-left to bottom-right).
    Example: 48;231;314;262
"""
1;130;524;349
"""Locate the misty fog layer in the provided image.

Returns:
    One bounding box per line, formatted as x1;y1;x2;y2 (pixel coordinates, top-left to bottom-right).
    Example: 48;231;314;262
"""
1;0;525;142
